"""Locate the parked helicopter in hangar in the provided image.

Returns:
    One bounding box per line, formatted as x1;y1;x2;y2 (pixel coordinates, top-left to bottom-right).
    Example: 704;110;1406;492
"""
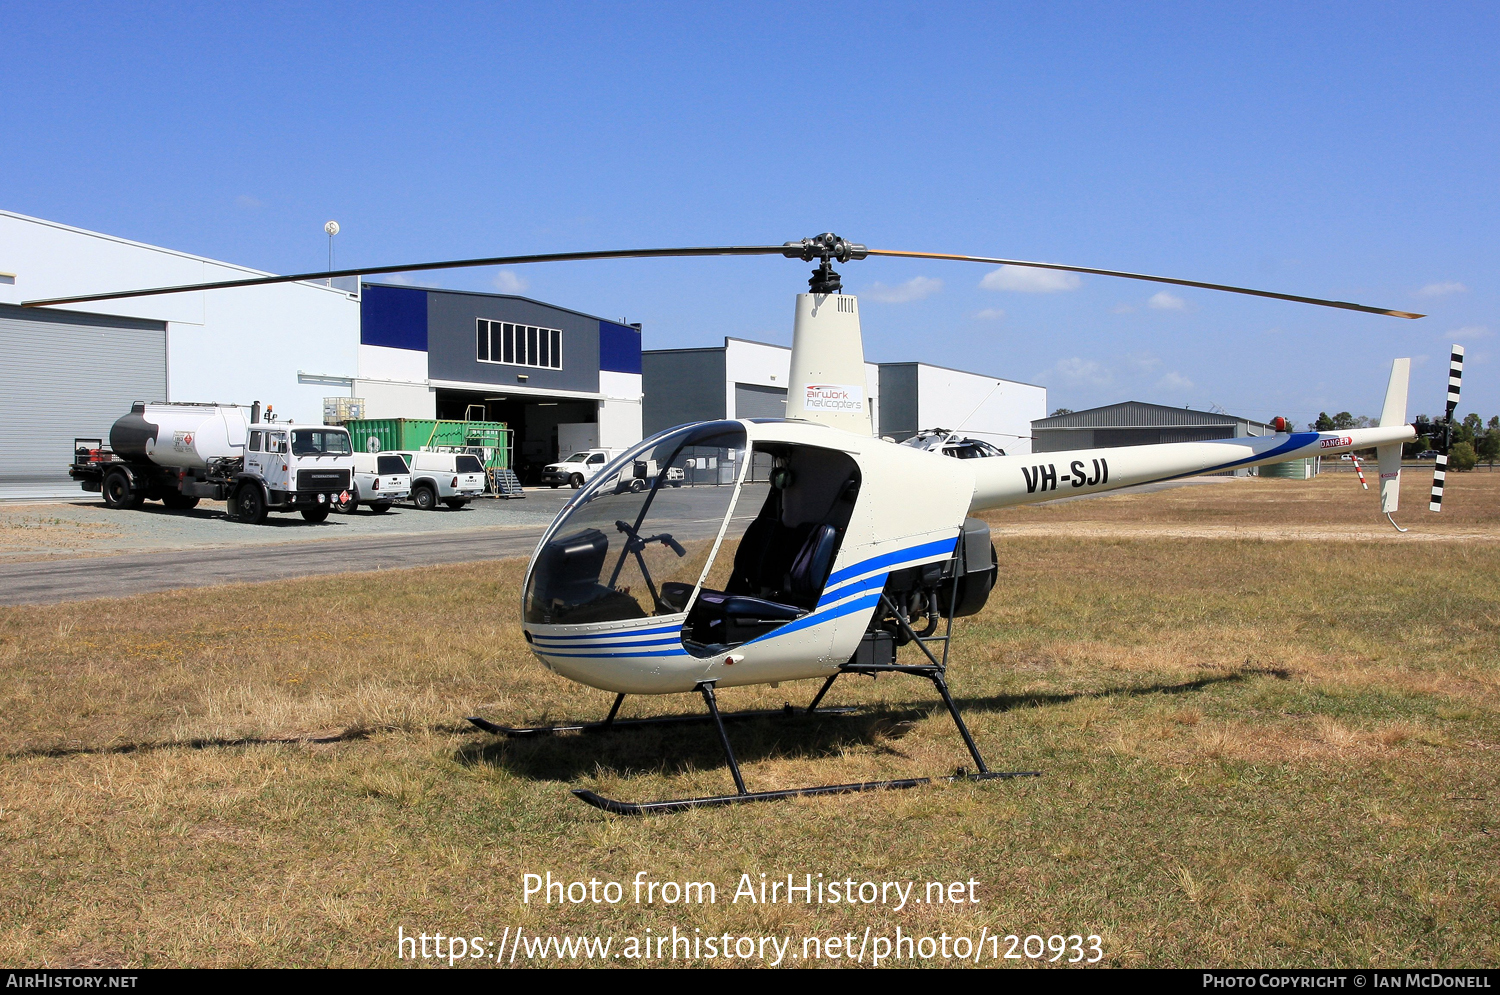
29;233;1466;814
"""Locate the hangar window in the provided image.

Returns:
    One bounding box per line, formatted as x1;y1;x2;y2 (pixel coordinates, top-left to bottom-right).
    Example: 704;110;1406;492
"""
477;319;563;370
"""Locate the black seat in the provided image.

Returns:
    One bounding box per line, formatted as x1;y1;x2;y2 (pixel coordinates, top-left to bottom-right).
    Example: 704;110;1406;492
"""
678;523;841;645
784;523;838;604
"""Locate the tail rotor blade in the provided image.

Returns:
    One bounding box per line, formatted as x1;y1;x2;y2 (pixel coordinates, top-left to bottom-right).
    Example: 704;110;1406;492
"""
1429;344;1465;512
1445;344;1465;423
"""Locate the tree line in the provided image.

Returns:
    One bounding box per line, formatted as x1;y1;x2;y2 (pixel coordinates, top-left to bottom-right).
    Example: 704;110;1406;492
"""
1307;411;1500;470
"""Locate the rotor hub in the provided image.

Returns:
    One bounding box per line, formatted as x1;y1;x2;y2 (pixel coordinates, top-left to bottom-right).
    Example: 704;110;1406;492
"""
781;233;868;264
783;234;867;294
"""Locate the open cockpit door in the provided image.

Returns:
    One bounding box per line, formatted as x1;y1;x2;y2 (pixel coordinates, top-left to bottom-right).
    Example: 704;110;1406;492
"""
680;442;860;654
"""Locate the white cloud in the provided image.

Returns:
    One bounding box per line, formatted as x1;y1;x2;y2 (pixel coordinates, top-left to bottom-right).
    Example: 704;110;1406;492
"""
1450;325;1492;340
972;307;1006;320
1416;281;1467;298
863;276;942;303
1126;351;1161;373
379;273;441;288
980;266;1081;293
1148;291;1186;311
1157;371;1194;390
493;270;529;294
235;195;262;209
1054;357;1112;385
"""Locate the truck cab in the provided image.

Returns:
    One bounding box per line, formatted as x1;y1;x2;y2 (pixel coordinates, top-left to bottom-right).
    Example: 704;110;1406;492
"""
231;424;355;523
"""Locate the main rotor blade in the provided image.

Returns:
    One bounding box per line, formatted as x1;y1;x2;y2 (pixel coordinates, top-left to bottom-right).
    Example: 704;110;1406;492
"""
21;245;790;308
866;249;1424;319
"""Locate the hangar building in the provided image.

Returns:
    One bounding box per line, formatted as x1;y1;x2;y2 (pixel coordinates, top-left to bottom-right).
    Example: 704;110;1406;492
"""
643;337;1044;454
0;209;643;497
356;283;642;475
877;362;1045;454
641;337;881;436
1031;401;1274;474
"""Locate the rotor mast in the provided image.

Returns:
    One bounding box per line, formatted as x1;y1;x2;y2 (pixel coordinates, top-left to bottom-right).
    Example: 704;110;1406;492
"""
780;234;877;435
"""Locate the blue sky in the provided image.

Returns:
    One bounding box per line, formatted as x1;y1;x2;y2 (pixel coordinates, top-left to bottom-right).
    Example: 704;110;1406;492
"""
2;1;1495;425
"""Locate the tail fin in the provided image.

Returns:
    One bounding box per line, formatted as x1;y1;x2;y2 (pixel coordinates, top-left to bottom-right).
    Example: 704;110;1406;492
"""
1377;358;1410;513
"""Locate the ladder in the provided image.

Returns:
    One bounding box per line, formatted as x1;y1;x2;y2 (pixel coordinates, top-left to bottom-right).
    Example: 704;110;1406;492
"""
489;467;525;499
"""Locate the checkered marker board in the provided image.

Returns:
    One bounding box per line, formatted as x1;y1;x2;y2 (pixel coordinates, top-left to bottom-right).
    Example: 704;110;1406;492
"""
1430;344;1465;512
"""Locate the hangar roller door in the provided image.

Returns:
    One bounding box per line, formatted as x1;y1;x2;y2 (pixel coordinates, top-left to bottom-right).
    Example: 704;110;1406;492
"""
0;305;167;499
733;382;787;419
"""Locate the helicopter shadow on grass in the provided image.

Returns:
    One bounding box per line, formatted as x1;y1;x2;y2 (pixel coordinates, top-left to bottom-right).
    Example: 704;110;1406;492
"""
455;668;1275;784
950;665;1289;716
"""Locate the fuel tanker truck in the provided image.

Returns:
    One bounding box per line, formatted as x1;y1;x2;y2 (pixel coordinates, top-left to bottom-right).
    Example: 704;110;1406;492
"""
70;401;355;524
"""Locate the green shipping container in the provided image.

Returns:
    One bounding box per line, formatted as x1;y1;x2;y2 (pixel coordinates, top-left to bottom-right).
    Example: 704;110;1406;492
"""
342;419;512;471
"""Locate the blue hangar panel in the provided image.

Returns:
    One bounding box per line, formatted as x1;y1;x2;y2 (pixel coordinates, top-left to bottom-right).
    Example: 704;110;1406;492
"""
361;285;429;351
598;320;642;375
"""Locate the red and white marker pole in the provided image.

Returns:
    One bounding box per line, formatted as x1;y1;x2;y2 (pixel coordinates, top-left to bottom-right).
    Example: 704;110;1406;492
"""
1351;452;1368;490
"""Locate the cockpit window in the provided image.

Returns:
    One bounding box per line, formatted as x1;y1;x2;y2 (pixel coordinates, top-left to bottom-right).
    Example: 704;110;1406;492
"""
524;422;747;625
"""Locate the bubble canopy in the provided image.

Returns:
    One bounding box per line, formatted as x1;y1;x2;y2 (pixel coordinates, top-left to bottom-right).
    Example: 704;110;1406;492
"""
523;422;747;625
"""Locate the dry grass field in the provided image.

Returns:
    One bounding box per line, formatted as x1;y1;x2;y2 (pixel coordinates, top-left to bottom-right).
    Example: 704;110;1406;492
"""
1;471;1497;968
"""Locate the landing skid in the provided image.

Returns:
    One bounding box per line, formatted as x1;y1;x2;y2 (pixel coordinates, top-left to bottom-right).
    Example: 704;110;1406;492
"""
575;771;1025;816
471;588;1039;814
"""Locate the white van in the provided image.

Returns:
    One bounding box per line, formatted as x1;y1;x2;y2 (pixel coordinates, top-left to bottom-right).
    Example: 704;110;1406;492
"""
393;451;486;510
334;452;412;514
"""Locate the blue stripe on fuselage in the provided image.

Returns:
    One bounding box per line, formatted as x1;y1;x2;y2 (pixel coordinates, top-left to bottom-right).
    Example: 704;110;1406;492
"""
817;571;888;608
747;592;883;645
824;537;957;588
1155;432;1320;483
525;621;685;641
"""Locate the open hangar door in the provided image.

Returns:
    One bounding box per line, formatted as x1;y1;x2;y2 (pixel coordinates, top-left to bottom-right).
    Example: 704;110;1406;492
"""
435;388;596;485
0;304;167;500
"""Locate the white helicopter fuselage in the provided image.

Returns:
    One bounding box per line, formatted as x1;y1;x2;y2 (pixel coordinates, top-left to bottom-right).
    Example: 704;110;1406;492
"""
519;417;1412;696
518;290;1415;697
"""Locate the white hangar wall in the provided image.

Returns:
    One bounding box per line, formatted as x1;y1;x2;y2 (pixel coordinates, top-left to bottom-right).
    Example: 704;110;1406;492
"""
915;364;1047;456
0;209;360;426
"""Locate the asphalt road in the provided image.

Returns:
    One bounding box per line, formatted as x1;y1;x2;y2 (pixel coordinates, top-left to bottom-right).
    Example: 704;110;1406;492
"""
0;527;550;606
0;477;1229;607
0;485;744;606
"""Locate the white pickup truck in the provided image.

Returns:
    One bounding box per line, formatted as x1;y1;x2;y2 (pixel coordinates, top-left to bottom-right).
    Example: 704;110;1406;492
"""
393;451;486;509
334;452;412;514
540;448;622;488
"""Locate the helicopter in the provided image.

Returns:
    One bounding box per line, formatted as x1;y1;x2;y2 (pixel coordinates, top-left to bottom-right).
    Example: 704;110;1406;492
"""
28;233;1462;814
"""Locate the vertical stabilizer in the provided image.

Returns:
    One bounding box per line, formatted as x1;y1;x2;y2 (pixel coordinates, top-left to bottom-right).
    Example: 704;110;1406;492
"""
1380;358;1411;428
784;293;873;435
1378;357;1410;513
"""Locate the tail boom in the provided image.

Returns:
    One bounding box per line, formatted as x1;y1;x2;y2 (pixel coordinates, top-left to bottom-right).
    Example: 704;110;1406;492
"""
968;425;1415;513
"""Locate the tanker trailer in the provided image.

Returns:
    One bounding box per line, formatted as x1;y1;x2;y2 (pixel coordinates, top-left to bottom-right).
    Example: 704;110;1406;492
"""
70;400;356;524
